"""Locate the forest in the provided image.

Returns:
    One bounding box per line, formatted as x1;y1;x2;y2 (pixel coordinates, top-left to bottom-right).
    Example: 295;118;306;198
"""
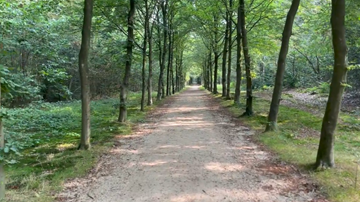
0;0;360;201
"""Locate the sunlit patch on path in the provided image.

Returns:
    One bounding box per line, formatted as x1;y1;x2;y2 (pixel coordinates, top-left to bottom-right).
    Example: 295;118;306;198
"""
60;86;327;202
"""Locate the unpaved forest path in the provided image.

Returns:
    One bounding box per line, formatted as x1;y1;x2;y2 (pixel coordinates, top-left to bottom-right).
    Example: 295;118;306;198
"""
60;86;327;202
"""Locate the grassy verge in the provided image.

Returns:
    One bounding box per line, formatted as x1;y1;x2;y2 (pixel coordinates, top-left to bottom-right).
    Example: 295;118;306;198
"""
3;92;163;202
205;85;360;202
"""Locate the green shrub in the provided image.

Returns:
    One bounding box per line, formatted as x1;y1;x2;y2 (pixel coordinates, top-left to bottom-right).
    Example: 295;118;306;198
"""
305;82;330;94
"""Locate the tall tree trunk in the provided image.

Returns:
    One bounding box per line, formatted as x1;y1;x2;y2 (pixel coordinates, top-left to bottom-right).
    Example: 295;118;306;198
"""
240;0;253;116
226;0;233;99
175;52;179;92
169;31;175;95
213;13;219;94
0;75;4;200
265;0;300;131
222;8;229;97
234;3;242;105
180;50;184;89
78;0;93;149
315;0;347;169
166;21;171;96
160;0;168;99
209;50;213;92
141;0;149;111
156;11;163;101
213;53;219;94
147;10;153;106
119;0;135;122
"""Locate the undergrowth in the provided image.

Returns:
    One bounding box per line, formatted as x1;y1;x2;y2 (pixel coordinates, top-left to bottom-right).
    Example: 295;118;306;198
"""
3;92;159;202
207;85;360;202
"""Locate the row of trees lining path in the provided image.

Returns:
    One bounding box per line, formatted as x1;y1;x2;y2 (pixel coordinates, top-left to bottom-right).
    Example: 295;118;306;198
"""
199;0;347;169
0;0;356;200
74;0;347;173
77;0;188;150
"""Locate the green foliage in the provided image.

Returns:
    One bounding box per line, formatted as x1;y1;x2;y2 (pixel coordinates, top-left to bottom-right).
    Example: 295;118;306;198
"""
210;86;360;202
4;92;159;201
305;82;330;94
40;67;72;101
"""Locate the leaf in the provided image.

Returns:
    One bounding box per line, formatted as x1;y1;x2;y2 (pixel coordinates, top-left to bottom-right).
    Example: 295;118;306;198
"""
6;159;17;164
4;146;9;153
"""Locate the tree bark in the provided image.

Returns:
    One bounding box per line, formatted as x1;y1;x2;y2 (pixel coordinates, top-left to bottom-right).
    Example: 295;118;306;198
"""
222;7;229;97
213;15;219;94
209;50;213;91
240;0;253;116
315;0;347;169
141;0;149;111
0;73;4;200
175;48;180;92
265;0;300;131
166;20;172;96
213;52;219;94
226;0;233;100
160;0;168;99
78;0;93;149
147;7;154;106
119;0;135;122
234;3;242;105
156;8;163;101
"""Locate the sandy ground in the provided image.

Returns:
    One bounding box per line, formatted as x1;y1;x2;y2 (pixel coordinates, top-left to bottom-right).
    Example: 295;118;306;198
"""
59;86;327;202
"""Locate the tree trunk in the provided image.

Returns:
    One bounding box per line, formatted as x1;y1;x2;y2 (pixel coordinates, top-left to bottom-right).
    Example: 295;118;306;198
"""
170;31;175;95
119;0;135;122
234;3;242;105
78;0;93;149
226;0;233;99
175;52;179;92
147;9;153;106
240;0;253;116
213;53;219;94
265;0;300;131
156;10;163;101
213;15;219;94
222;4;229;97
166;21;171;96
180;50;184;89
160;0;168;99
141;0;149;112
0;74;4;200
209;51;213;91
315;0;347;169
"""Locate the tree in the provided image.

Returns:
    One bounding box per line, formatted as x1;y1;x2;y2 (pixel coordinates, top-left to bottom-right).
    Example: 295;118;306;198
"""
78;0;94;150
315;0;348;169
221;2;229;97
157;0;168;100
213;14;220;94
226;0;233;100
141;0;149;111
234;2;242;105
147;1;155;106
240;0;253;116
0;74;4;200
119;0;135;122
266;0;300;131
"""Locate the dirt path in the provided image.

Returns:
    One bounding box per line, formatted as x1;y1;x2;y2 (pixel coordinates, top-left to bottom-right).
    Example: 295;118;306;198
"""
60;86;326;202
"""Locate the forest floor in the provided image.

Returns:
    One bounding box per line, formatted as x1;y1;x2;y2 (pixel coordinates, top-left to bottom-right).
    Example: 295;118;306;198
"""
58;86;327;202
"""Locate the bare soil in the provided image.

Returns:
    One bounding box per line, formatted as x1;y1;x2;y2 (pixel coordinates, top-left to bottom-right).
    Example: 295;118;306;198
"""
58;86;327;202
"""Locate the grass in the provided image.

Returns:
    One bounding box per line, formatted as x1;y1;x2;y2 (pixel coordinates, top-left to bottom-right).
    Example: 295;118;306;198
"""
3;92;164;202
206;85;360;202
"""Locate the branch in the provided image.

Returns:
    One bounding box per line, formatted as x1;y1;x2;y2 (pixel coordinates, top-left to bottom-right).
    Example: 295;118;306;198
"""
96;5;143;50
